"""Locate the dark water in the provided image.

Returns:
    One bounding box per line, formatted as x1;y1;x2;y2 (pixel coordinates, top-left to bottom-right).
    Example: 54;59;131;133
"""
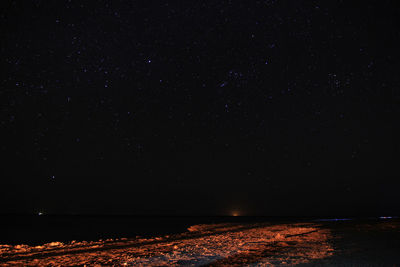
1;215;398;247
0;215;306;245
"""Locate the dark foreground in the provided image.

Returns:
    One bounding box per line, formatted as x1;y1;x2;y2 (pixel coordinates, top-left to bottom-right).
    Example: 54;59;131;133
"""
0;217;399;266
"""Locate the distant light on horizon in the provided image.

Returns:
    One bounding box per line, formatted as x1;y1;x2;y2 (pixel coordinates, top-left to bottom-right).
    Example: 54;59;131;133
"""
232;211;240;217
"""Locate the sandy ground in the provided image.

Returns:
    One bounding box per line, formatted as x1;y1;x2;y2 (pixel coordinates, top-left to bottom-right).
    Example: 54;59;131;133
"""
0;219;399;266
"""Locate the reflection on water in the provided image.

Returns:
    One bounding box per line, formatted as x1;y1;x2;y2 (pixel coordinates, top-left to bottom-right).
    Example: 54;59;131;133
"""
315;218;352;222
0;223;333;266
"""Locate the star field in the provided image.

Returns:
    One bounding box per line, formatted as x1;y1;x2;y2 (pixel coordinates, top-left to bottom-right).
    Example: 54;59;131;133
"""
1;0;400;215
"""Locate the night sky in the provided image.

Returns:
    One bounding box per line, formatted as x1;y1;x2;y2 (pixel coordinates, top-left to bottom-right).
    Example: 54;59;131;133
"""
1;0;399;216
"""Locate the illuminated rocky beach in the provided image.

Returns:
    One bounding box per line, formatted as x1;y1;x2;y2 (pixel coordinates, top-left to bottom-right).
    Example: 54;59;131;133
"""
1;218;399;266
1;222;333;266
